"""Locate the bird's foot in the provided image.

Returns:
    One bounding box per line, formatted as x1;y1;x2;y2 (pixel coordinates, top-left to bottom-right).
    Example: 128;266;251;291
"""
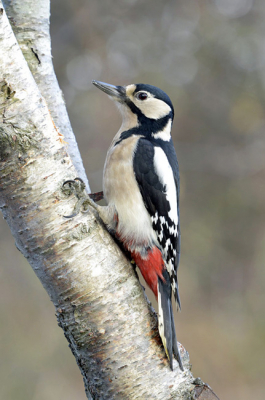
62;178;103;218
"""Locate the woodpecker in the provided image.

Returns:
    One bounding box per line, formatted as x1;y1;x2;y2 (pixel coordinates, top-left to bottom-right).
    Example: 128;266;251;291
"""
65;81;183;371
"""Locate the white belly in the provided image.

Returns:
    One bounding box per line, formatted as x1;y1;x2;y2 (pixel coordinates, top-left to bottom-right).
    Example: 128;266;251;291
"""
103;135;157;251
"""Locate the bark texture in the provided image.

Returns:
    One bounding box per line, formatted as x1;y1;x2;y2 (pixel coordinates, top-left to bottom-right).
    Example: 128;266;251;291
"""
2;0;89;189
0;1;219;399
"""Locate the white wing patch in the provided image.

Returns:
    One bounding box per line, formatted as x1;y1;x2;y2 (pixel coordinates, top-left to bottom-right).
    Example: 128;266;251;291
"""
152;213;158;224
151;147;179;287
153;147;178;227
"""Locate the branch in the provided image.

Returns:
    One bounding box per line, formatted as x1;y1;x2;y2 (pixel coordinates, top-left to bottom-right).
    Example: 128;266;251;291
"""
0;2;220;399
2;0;89;189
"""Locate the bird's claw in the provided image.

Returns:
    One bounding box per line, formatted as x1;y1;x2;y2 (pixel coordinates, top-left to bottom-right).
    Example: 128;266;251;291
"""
63;177;86;198
63;177;94;218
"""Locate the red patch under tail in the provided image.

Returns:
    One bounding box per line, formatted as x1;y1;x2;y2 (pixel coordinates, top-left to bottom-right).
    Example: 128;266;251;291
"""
131;247;164;298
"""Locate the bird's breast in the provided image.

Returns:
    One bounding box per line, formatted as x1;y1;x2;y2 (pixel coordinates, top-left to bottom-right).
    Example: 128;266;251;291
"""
103;136;156;250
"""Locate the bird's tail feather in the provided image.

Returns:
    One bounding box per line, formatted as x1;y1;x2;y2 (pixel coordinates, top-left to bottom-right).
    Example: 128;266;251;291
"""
171;303;183;370
158;276;183;371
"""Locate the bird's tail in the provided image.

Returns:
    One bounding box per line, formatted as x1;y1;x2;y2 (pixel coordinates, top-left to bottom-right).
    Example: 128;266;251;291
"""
157;274;183;371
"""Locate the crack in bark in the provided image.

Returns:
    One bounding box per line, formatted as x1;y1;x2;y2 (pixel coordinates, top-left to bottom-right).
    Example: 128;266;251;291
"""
31;46;41;64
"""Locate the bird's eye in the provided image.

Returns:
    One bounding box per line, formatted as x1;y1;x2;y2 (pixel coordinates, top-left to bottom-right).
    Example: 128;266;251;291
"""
136;92;148;100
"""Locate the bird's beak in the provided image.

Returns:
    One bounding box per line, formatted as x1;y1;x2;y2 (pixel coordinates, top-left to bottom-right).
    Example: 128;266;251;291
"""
92;80;126;101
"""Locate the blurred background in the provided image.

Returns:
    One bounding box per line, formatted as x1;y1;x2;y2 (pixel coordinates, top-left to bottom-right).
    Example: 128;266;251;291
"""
1;0;265;399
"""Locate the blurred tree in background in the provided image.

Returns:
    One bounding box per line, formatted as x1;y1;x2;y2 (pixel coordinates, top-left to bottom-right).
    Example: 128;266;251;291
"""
1;0;265;399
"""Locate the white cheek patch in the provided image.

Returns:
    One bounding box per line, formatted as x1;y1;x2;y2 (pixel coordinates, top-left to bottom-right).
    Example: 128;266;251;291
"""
134;98;171;119
152;119;172;141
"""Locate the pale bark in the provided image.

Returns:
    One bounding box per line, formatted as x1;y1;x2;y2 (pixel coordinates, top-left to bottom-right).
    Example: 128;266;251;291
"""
2;0;89;189
0;1;219;399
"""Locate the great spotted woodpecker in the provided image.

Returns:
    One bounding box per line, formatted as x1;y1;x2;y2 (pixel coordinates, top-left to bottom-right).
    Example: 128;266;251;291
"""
65;81;183;371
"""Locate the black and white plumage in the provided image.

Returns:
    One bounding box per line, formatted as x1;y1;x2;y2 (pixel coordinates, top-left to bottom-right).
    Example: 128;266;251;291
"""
89;80;183;370
133;135;181;309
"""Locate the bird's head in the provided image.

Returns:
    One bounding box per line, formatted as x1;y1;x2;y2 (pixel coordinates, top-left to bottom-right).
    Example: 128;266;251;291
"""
92;80;174;129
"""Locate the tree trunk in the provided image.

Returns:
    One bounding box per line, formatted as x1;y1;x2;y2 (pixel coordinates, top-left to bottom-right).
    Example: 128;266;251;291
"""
0;1;219;399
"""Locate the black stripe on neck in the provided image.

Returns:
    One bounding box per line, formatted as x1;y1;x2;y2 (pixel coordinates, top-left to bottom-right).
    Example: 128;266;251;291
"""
114;112;172;146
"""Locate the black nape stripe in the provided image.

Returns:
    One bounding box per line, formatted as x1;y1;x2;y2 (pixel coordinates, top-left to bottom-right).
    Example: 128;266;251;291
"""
114;112;173;146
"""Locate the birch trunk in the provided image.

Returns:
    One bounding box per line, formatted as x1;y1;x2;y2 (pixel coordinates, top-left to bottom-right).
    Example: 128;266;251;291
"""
2;0;89;189
0;1;219;399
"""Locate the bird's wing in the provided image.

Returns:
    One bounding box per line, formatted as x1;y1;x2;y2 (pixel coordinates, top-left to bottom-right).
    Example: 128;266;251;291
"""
133;137;181;308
